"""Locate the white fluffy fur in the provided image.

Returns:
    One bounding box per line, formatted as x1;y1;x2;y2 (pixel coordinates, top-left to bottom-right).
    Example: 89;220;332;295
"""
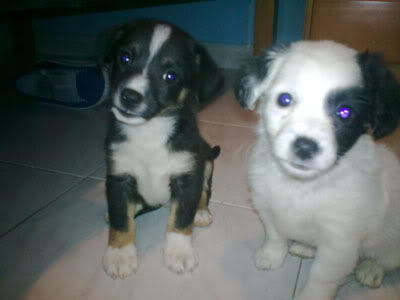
246;41;400;300
164;232;198;273
194;209;213;227
103;244;137;279
111;116;194;207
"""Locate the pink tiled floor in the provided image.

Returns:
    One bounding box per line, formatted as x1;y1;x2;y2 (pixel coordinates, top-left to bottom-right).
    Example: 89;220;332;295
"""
0;86;399;300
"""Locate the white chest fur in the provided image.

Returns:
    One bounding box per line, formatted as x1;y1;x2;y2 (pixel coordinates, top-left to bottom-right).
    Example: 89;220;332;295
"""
110;117;194;206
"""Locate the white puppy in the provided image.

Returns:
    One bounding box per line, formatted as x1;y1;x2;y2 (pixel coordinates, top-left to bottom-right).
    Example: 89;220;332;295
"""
234;40;400;300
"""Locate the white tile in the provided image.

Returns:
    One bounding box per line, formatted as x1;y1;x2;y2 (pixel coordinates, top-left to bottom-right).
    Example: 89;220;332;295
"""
199;121;256;208
296;258;400;300
0;179;301;300
0;163;81;236
198;90;258;128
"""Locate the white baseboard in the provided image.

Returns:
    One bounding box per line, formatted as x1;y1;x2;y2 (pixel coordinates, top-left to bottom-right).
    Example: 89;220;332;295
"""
35;33;252;69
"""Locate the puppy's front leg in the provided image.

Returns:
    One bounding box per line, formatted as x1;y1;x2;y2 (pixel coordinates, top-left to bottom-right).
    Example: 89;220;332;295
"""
103;175;138;279
164;174;201;273
294;242;359;300
256;209;288;270
164;201;198;273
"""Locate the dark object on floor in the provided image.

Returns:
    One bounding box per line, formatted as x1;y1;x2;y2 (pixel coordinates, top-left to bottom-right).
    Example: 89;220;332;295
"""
16;62;106;109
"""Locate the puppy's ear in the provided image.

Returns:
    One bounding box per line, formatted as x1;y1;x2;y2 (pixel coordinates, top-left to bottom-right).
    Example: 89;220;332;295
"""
358;52;400;139
194;44;225;109
95;24;126;69
234;46;284;110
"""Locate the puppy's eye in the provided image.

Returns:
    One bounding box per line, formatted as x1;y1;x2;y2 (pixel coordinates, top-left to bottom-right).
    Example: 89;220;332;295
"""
120;52;132;65
277;93;293;107
336;106;352;120
163;70;178;84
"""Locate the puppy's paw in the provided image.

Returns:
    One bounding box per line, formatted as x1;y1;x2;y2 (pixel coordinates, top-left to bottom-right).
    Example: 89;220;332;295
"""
164;232;198;273
294;287;335;300
355;259;384;288
293;293;332;300
194;209;213;227
289;242;316;258
103;244;137;279
255;242;287;270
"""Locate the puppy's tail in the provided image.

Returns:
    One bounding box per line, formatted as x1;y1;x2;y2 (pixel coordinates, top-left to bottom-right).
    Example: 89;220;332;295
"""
210;145;221;160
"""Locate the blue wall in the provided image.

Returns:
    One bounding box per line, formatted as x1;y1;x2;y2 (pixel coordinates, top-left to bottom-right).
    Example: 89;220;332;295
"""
275;0;306;44
34;0;256;45
33;0;307;52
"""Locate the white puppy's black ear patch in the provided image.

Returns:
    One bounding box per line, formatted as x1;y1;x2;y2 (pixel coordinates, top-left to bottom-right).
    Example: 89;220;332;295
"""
358;52;400;139
234;45;287;110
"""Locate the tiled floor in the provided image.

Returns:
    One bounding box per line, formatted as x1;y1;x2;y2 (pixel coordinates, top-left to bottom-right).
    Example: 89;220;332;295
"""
0;84;399;300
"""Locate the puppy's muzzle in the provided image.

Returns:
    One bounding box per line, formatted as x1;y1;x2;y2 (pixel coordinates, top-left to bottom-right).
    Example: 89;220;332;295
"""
121;88;143;110
293;137;320;160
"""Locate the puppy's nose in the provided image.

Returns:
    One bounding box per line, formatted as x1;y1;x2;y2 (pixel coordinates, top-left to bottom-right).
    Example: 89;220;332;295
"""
121;88;143;108
293;137;319;160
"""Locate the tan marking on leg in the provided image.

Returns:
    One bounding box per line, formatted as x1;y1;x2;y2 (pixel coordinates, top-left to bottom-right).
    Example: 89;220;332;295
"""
167;201;193;235
105;203;143;224
198;190;209;211
178;88;190;104
109;202;136;248
164;202;197;273
194;160;213;227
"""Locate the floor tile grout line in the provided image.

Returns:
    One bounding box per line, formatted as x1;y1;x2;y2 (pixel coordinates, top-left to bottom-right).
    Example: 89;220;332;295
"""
0;164;105;240
0;160;88;179
216;201;253;211
88;175;105;181
0;176;87;241
292;258;304;298
198;119;256;129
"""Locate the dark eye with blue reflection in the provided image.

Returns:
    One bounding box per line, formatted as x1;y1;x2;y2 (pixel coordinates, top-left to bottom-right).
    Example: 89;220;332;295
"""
163;70;178;84
120;52;132;65
336;106;352;120
277;93;293;107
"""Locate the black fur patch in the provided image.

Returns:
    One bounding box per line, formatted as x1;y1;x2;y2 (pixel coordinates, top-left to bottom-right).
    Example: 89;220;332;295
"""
170;173;203;229
326;88;369;158
357;52;400;139
234;44;288;109
106;174;143;231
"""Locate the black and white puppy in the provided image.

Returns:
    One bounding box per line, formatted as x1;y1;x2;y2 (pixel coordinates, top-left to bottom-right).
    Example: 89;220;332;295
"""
235;40;400;300
99;19;222;278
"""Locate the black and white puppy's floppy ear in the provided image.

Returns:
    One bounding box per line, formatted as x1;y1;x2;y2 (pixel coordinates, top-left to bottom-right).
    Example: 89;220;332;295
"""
358;52;400;139
95;24;128;104
234;46;285;110
95;24;127;69
193;43;225;109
